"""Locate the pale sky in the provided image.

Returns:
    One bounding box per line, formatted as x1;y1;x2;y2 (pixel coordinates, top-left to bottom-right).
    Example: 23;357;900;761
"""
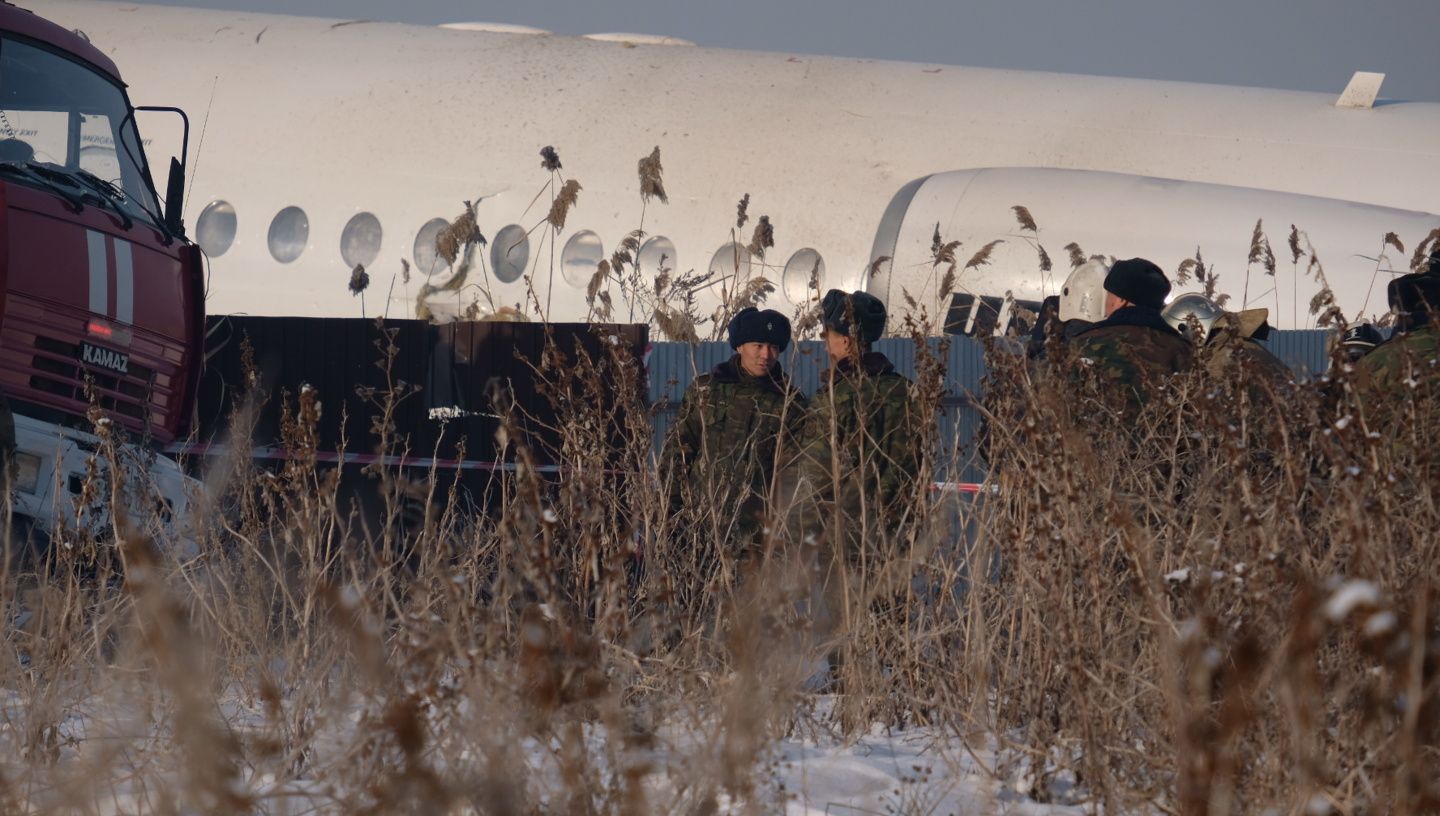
145;0;1440;103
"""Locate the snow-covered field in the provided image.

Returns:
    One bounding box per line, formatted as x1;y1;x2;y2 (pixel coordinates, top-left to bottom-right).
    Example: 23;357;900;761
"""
769;719;1081;815
1;684;1083;814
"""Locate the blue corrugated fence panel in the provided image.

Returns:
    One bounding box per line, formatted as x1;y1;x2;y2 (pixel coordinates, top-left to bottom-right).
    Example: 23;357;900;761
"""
1259;329;1331;379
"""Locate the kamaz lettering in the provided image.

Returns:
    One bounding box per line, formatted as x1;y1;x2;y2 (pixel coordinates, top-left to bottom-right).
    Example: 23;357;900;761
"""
80;342;130;375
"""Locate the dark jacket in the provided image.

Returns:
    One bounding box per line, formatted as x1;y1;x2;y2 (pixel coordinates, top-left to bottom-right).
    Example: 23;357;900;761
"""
1071;306;1192;409
660;356;808;544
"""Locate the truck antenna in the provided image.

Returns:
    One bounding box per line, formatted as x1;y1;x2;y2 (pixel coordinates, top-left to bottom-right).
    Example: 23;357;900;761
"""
186;76;219;204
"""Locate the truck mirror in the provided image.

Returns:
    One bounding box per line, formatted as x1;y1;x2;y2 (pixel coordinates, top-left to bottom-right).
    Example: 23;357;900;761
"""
164;157;185;236
135;106;191;239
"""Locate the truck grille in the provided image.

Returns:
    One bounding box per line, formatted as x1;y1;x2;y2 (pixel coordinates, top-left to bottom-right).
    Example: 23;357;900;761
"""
30;335;153;421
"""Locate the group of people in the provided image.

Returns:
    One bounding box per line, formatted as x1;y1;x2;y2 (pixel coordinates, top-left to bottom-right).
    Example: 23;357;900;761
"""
1024;251;1440;419
659;289;922;570
1024;257;1291;409
660;248;1440;571
665;246;1440;555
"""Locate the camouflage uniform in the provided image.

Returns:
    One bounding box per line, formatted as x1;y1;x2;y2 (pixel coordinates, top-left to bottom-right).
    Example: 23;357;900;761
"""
1204;311;1292;397
1070;306;1192;410
660;355;808;551
1353;324;1440;431
789;351;922;561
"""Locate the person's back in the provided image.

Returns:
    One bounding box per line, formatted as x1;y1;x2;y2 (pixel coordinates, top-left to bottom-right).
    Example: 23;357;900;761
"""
1353;267;1440;434
1353;261;1434;414
1349;262;1440;497
1358;324;1440;392
1070;258;1191;410
1196;307;1292;399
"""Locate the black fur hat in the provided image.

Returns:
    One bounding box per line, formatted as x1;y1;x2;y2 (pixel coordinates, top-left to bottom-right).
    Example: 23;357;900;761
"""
1104;258;1171;311
727;307;792;351
821;289;886;343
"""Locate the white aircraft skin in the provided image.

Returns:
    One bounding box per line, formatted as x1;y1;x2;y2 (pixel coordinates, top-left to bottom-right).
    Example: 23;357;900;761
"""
28;0;1440;332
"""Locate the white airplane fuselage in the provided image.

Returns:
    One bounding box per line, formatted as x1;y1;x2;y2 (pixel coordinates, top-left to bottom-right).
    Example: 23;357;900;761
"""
30;0;1440;332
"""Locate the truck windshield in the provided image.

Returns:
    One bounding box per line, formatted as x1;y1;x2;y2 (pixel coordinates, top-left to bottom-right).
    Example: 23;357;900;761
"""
0;35;163;228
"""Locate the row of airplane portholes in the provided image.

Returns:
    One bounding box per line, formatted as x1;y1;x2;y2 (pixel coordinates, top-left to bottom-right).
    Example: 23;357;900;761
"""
193;200;828;300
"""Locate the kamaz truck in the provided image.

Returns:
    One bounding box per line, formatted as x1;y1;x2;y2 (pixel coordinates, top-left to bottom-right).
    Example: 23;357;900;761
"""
0;2;202;542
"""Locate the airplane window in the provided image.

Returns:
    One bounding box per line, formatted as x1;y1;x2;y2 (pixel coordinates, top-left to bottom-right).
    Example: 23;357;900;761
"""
267;206;309;263
782;248;825;303
561;230;604;288
491;224;530;283
638;236;677;276
196;200;237;257
708;242;751;281
413;217;450;277
340;211;383;268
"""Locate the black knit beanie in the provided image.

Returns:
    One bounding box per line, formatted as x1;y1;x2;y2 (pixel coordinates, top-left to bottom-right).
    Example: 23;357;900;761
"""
1104;258;1171;311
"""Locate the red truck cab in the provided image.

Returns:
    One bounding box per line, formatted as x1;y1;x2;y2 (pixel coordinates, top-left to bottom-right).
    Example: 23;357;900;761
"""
0;3;203;538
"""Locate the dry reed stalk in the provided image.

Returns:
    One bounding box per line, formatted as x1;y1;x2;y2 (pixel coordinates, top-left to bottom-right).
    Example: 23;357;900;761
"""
637;146;667;204
547;179;583;232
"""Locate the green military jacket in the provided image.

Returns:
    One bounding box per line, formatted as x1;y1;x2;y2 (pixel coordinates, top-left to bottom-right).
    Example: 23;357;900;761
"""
1204;311;1292;401
1353;323;1440;430
660;356;808;543
789;352;922;555
1070;307;1192;410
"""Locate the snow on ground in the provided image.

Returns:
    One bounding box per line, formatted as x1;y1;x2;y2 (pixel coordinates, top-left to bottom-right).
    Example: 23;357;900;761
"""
1;687;1084;814
767;707;1083;815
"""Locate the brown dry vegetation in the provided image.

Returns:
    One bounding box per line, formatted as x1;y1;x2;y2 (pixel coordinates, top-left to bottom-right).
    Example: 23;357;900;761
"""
1;158;1437;814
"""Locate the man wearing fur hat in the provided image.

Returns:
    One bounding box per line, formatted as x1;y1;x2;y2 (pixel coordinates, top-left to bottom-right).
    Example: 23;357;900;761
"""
1070;258;1192;409
790;289;922;560
1353;255;1440;428
660;307;808;558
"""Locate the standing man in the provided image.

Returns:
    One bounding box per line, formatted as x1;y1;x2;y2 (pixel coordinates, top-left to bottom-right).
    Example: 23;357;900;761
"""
1070;258;1192;409
660;307;808;560
787;290;922;682
1354;257;1440;426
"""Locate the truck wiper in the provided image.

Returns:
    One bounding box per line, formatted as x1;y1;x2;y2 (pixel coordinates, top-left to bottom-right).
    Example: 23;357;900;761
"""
73;169;138;230
0;161;88;213
13;162;136;231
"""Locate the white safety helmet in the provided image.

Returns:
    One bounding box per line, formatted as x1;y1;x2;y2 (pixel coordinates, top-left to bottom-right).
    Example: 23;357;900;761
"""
1162;293;1225;341
1059;259;1109;323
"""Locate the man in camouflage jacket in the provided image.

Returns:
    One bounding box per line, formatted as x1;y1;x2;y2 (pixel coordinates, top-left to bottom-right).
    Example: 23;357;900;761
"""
1070;258;1192;410
661;307;808;556
1354;261;1440;433
1163;296;1292;398
789;289;922;562
1206;310;1290;384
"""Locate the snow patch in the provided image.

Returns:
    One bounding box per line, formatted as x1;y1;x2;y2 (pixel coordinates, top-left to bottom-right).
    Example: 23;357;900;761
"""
1324;580;1380;622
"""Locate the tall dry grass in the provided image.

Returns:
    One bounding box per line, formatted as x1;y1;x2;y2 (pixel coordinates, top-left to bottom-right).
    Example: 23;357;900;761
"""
0;155;1436;814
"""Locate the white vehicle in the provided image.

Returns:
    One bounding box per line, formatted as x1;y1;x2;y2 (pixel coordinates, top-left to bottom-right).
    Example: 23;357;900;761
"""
31;1;1440;331
12;415;199;549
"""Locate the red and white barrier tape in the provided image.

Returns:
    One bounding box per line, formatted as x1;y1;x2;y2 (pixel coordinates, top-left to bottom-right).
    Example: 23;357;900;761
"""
167;443;992;493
